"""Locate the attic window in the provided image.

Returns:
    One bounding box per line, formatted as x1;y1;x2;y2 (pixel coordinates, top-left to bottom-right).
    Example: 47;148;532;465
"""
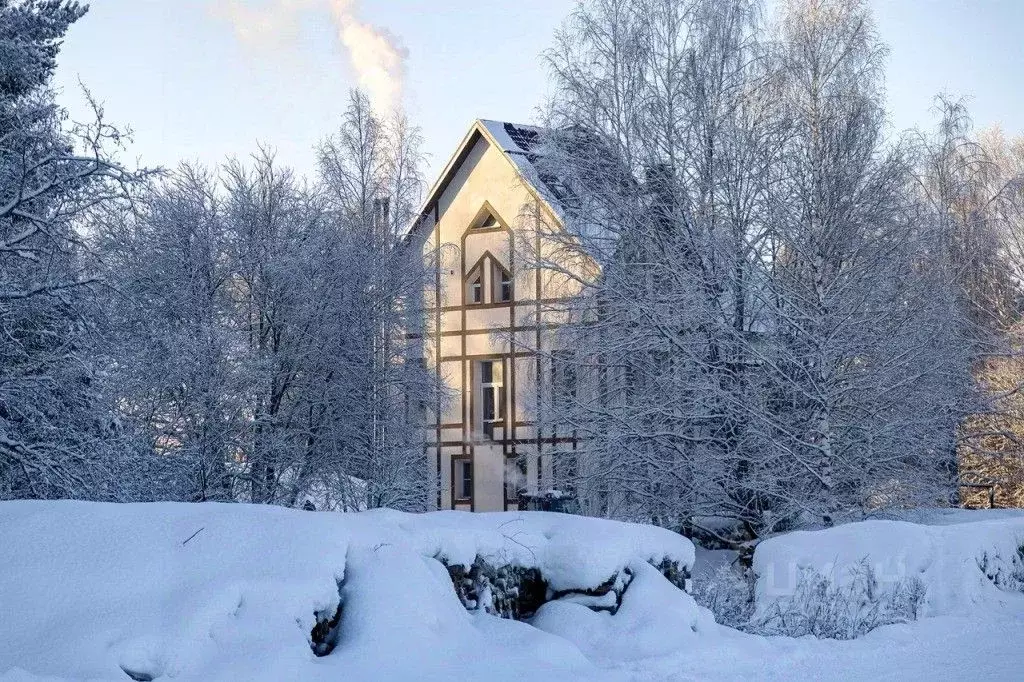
472;208;501;230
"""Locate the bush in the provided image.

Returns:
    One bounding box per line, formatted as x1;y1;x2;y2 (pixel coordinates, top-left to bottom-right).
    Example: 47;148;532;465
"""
694;558;925;639
977;543;1024;593
440;555;690;620
750;560;926;639
691;563;754;629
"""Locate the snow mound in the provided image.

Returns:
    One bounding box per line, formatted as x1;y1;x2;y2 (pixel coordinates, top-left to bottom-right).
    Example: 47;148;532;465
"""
753;513;1024;618
399;510;693;592
0;501;697;682
533;561;714;662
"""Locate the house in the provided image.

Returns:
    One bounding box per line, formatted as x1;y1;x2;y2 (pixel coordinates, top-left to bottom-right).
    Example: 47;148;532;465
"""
407;120;582;512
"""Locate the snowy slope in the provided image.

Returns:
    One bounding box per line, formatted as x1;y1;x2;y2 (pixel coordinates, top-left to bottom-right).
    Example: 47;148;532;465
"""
3;502;1024;681
0;501;697;682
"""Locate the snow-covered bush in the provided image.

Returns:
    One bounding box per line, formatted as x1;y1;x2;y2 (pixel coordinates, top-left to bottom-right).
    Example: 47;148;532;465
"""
753;513;1024;625
977;543;1024;593
691;563;755;629
748;561;925;639
693;556;924;639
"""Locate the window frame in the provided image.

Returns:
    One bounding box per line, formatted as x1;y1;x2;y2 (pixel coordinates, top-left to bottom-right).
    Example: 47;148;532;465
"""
551;350;578;411
478;359;504;440
466;264;483;305
492;261;513;303
456;459;473;500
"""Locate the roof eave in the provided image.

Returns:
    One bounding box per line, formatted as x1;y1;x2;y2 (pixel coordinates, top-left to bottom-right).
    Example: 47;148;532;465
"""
405;121;487;238
405;119;564;238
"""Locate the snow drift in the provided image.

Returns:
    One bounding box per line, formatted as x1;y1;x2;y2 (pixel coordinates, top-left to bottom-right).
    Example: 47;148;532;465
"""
0;501;701;682
752;510;1024;619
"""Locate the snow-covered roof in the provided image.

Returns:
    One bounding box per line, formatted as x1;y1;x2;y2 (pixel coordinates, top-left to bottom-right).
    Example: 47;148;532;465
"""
479;119;573;220
408;119;566;238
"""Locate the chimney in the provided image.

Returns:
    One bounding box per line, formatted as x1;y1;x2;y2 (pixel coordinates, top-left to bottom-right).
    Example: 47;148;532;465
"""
373;195;391;241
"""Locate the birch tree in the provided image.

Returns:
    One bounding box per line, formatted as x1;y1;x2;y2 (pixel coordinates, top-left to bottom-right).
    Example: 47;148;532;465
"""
535;0;782;529
314;91;435;511
535;0;973;534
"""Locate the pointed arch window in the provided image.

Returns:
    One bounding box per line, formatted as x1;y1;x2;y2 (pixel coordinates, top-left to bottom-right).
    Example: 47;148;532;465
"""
471;204;503;230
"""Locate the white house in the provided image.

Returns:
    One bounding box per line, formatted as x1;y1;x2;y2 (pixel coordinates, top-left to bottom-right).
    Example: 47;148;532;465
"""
407;120;583;512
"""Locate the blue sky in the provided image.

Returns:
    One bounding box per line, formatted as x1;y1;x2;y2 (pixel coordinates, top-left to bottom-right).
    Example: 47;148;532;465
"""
53;1;1024;182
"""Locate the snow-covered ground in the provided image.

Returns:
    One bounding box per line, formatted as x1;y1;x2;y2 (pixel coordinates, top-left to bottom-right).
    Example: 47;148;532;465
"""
1;502;1023;681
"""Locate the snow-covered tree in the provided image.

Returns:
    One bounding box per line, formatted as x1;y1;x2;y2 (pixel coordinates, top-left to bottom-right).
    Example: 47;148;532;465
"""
95;92;435;510
533;0;783;529
313;91;435;511
533;0;974;534
0;1;149;499
96;166;244;501
756;0;971;523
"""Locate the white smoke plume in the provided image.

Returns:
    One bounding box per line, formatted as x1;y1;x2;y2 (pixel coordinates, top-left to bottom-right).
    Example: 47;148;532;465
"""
329;1;407;116
216;0;408;115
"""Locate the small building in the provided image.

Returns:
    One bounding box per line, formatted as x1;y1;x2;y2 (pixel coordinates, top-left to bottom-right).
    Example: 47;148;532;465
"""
407;120;580;511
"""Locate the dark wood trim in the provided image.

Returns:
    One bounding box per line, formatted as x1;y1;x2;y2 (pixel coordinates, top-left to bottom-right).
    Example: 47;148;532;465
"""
461;220;469;493
534;198;544;491
441;351;536;361
428;296;569;314
406;324;560;341
508;224;516;461
433;202;443;510
430;437;580;448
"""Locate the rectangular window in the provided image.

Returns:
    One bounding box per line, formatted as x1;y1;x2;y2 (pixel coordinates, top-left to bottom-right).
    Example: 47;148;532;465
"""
482;384;496;422
479;359;504;439
492;262;512;303
457;460;473;500
500;272;512;301
470;276;482;304
552;350;577;410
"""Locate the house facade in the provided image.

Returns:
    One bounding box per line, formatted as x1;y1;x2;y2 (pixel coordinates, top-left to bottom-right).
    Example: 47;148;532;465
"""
408;120;580;512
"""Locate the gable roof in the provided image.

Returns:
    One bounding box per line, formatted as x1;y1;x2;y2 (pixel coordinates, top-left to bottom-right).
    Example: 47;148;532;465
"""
407;119;565;238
